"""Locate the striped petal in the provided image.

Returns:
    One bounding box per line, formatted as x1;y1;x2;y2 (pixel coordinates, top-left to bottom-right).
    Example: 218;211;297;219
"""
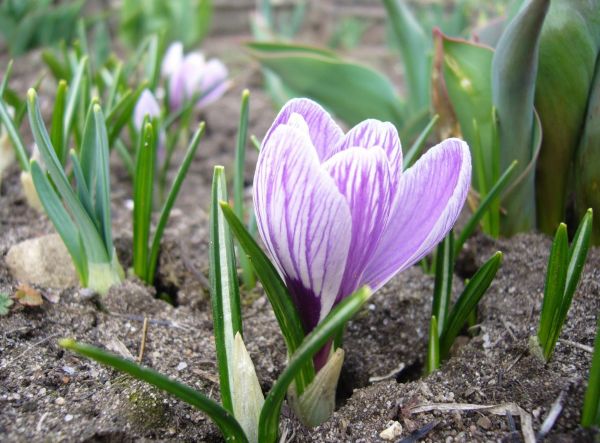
336;120;403;191
362;138;471;290
196;59;230;109
264;98;344;163
322;146;393;300
254;124;352;332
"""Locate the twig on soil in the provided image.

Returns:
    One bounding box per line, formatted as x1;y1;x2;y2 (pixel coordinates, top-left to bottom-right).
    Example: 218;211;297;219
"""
137;316;149;363
408;402;535;443
1;333;60;369
397;420;438;443
503;351;526;374
111;313;193;331
501;319;518;342
558;339;593;353
369;362;406;383
505;410;519;443
36;412;49;433
278;425;296;443
537;391;565;440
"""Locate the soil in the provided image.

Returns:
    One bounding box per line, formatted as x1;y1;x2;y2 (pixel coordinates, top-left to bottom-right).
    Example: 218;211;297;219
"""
1;33;599;443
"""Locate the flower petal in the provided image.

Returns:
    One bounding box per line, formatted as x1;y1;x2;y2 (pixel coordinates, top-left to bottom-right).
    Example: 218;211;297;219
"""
263;98;344;163
196;59;230;108
254;124;351;332
133;89;161;130
362;138;471;290
161;42;184;78
336;120;403;190
322;146;393;300
168;52;206;110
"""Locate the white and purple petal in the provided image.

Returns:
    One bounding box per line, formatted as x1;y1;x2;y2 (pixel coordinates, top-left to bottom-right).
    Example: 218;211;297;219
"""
263;98;344;162
161;42;184;78
133;89;161;130
196;59;231;109
362;138;471;290
322;146;393;300
254;124;352;332
336;120;403;191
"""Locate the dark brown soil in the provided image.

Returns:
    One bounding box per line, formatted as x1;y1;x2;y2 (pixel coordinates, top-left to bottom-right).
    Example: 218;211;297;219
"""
1;35;599;443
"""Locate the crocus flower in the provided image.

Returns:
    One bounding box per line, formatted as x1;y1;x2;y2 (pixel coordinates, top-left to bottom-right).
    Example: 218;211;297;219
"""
254;99;471;369
161;42;230;111
133;89;161;130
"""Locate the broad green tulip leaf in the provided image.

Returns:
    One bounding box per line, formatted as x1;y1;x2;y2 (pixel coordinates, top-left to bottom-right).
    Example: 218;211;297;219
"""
433;31;495;192
492;0;549;235
536;0;600;235
247;42;405;130
382;0;430;112
575;60;600;244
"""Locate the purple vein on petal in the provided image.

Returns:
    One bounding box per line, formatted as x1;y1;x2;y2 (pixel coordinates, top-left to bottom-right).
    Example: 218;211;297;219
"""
263;98;344;163
253;124;352;331
323;146;393;301
362;138;471;291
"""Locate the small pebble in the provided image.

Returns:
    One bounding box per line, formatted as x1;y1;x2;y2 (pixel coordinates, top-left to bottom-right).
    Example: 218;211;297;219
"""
477;416;492;430
64;414;73;422
176;362;188;371
62;366;75;375
379;420;402;440
55;397;65;406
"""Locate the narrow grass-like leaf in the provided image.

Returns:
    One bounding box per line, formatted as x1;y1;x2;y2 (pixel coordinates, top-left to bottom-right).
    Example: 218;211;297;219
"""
147;123;205;283
0;97;28;171
0;60;13;96
70;150;94;219
538;223;568;358
63;56;87;145
30;161;87;283
581;319;600;427
233;90;255;289
250;135;261;152
220;202;314;393
42;50;70;81
133;121;156;280
59;339;248;442
440;252;502;360
50;80;67;164
403;114;439;169
454;160;519;256
106;82;147;144
27;89;108;263
114;138;135;178
209;166;243;414
432;232;454;334
106;62;123;112
545;210;593;360
258;286;372;443
426;315;440;374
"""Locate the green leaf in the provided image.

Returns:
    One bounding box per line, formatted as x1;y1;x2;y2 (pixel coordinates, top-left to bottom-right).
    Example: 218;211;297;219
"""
574;57;600;244
209;165;243;415
545;210;593;360
147;122;205;283
0;96;28;171
535;0;600;235
106;82;147;145
247;42;404;129
492;0;549;235
581;319;600;427
432;232;454;334
233;90;255;289
133;121;156;280
403;114;439;169
219;202;314;394
382;0;430;112
63;56;88;146
258;286;372;443
538;223;568;359
50;80;67;164
60;339;248;442
42;50;70;81
440;252;503;360
454;160;519;255
30;161;87;283
0;292;14;316
426;315;439;374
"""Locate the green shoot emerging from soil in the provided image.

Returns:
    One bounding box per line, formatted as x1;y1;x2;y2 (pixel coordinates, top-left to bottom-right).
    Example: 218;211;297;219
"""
532;209;593;362
581;319;600;428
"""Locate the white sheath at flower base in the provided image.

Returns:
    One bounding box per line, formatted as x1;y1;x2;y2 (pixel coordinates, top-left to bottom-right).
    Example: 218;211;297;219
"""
20;144;43;211
231;332;264;443
0;131;14;183
287;348;345;428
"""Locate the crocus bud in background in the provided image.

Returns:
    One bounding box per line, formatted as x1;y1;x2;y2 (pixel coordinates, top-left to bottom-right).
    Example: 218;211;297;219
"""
133;89;161;130
161;41;230;112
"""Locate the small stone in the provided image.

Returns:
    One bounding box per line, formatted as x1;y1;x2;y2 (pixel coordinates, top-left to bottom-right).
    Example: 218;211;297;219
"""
62;366;75;375
379;420;402;440
176;362;188;371
64;414;73;422
55;397;65;405
477;415;492;430
6;234;78;288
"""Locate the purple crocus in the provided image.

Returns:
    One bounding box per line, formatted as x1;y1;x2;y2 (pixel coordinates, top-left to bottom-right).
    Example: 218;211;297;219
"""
161;42;231;111
133;89;161;130
253;99;471;369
